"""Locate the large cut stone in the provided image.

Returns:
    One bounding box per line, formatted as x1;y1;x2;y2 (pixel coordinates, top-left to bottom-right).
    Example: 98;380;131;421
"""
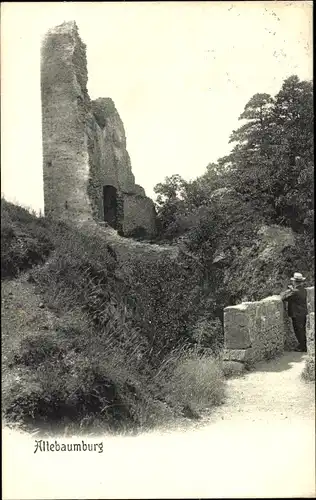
306;287;315;315
224;295;285;364
222;361;245;377
224;306;251;349
222;348;254;363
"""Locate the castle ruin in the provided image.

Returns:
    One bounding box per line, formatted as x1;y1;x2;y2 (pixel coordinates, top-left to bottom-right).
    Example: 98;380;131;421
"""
41;21;157;237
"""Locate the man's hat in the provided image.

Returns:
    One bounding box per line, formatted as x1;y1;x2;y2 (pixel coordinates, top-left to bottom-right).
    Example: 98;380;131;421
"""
290;272;306;282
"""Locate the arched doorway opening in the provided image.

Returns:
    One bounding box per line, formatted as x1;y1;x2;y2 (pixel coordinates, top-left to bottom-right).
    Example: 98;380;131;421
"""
103;185;117;229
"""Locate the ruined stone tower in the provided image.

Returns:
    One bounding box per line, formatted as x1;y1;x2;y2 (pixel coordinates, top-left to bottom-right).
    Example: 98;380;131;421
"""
41;20;156;237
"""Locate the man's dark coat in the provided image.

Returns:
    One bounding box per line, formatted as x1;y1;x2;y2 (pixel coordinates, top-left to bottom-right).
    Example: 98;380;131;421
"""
281;285;307;318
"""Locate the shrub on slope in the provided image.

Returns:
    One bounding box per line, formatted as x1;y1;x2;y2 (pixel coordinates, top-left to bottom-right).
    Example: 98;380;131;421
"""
1;199;53;278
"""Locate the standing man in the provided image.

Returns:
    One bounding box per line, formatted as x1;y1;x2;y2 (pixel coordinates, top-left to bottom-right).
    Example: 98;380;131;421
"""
281;272;308;352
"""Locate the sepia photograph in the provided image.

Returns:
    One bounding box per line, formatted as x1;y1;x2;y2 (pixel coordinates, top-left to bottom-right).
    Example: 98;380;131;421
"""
1;1;314;498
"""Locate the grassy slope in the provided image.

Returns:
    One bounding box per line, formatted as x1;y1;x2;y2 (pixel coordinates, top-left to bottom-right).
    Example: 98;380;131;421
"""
1;199;225;434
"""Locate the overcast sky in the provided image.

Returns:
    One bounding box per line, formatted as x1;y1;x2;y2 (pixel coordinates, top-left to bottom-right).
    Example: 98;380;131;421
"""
1;1;312;213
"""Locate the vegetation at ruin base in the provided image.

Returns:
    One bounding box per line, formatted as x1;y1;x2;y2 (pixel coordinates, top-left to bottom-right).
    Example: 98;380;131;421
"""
1;75;314;433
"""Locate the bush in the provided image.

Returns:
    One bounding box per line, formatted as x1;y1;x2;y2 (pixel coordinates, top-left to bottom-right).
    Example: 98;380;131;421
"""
158;349;225;414
191;317;224;353
124;253;210;365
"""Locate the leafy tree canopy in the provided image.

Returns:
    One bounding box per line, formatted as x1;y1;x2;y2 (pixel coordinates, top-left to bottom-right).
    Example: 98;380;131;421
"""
154;75;314;238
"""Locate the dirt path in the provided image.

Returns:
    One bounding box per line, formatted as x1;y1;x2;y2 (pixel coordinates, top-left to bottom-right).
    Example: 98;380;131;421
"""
3;353;315;499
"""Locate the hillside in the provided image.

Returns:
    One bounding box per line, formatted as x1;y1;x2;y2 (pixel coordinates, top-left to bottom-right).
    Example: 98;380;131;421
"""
152;74;314;324
1;199;226;434
2;195;314;434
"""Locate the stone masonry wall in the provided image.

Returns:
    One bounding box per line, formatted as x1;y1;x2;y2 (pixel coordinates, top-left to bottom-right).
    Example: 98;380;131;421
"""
223;287;315;368
123;194;157;237
41;21;93;222
41;21;156;235
86;98;135;223
90;98;136;195
306;286;315;357
223;296;285;366
304;286;315;379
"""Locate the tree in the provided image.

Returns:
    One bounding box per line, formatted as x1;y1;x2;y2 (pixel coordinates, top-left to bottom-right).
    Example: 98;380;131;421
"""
154;75;313;239
154;175;188;235
184;163;227;209
229;93;274;155
269;76;314;231
218;76;314;232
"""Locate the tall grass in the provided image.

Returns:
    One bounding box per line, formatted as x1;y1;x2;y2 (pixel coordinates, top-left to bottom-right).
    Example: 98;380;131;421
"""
1;198;53;278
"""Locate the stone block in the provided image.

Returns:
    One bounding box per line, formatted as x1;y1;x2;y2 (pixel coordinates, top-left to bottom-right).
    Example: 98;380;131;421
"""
123;194;157;238
222;348;254;363
222;361;245;378
306;287;315;357
306;312;315;356
224;306;251;349
303;356;315;381
306;287;315;315
134;184;146;197
223;293;286;366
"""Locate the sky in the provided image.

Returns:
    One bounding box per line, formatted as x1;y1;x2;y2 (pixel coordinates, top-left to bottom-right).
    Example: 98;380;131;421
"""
1;1;313;213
